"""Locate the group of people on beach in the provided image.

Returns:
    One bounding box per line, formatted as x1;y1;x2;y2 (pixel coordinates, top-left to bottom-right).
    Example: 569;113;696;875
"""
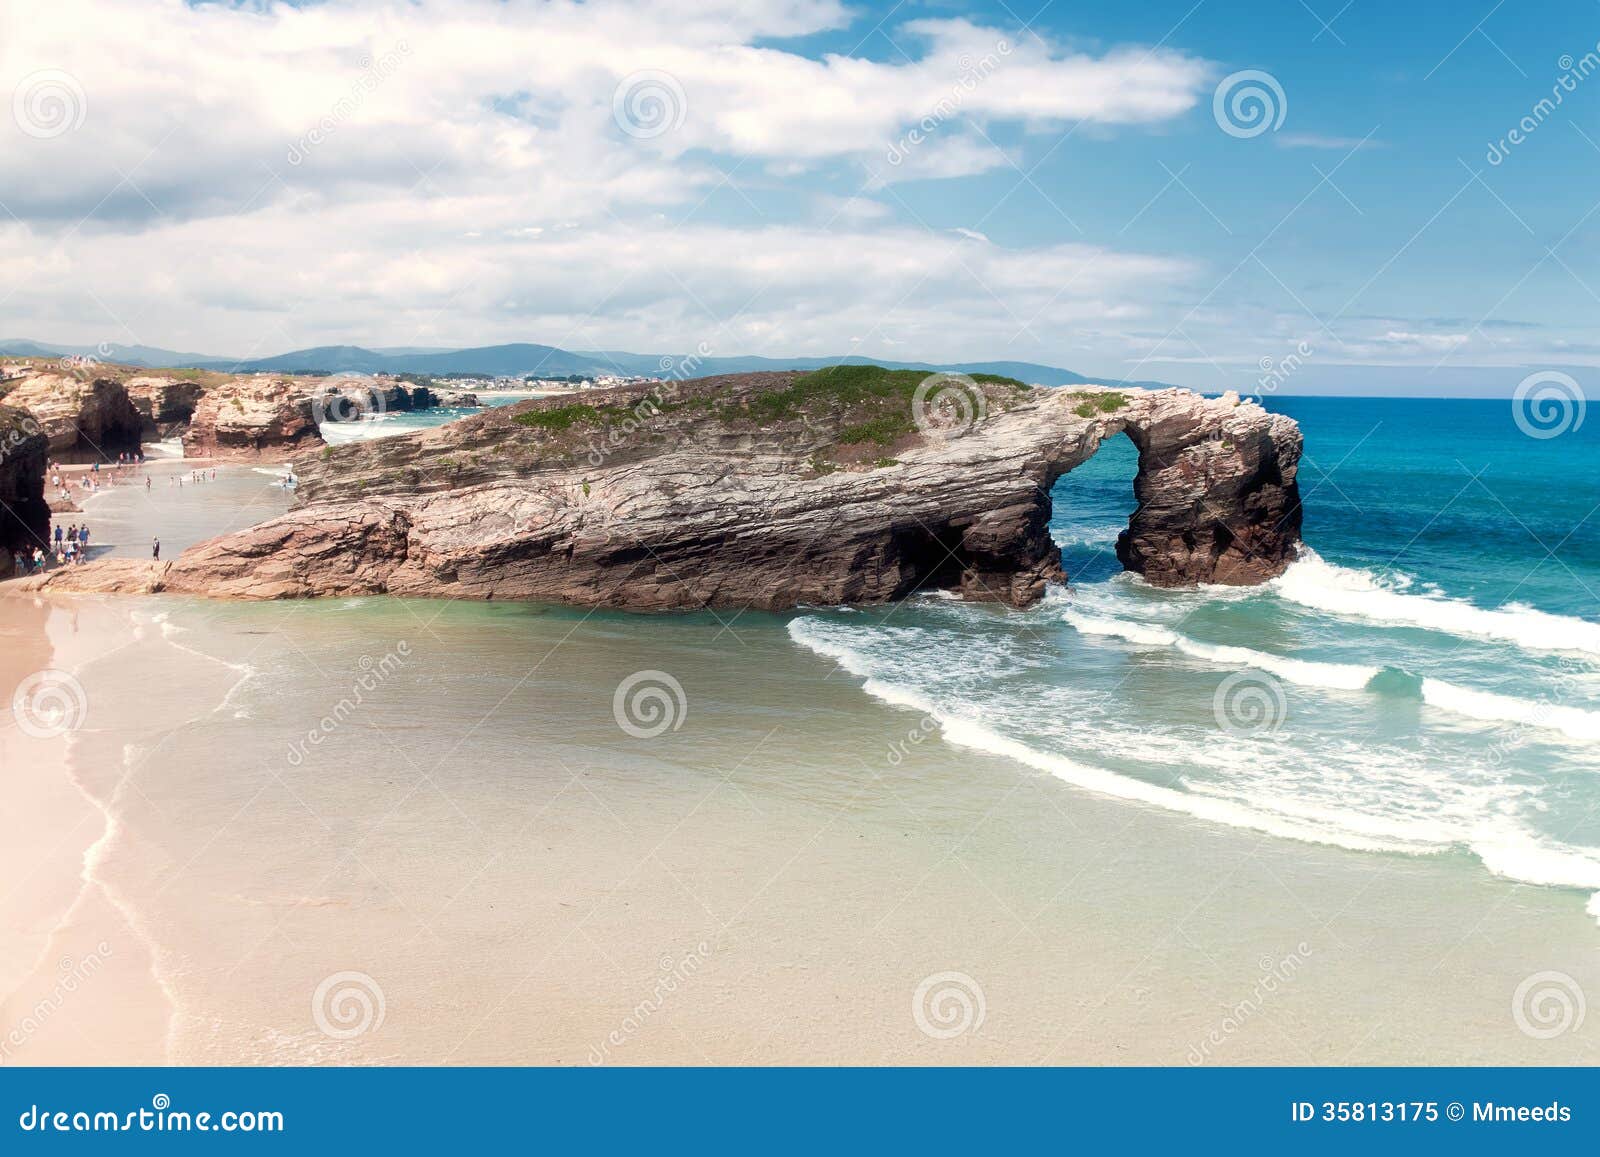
13;522;90;573
48;454;159;502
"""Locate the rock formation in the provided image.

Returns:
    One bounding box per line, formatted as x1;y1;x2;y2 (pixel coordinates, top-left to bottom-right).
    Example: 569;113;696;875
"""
0;405;50;576
0;373;144;460
25;369;1303;608
124;375;206;438
182;376;324;459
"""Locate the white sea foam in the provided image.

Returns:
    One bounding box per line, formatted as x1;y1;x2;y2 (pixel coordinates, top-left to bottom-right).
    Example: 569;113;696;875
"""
788;613;1600;920
1064;607;1598;740
1062;610;1378;691
1059;610;1177;648
789;618;1435;855
1420;679;1600;741
1273;548;1600;656
1052;522;1125;549
142;438;184;458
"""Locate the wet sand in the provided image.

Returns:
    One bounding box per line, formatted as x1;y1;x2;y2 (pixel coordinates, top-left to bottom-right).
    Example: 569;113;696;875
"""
1;460;1597;1065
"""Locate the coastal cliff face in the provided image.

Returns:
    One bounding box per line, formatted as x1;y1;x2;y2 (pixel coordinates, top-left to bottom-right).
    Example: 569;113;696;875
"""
25;369;1302;608
182;376;324;459
0;374;144;459
124;375;206;438
0;405;50;575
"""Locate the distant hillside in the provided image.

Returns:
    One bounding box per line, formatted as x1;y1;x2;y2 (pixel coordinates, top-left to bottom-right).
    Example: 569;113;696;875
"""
0;338;1175;389
0;338;228;368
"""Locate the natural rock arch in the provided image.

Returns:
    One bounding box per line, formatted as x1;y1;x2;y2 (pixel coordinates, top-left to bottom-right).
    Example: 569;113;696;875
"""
25;375;1303;608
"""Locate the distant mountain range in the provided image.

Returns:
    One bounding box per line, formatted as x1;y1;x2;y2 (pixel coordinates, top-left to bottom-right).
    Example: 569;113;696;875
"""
0;338;1175;390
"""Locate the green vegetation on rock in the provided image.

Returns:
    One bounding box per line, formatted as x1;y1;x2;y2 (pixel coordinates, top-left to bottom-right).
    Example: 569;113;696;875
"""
513;403;601;432
1071;391;1127;418
739;364;1029;446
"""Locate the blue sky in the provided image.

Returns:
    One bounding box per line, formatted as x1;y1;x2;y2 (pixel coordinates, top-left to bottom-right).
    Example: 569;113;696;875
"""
1;0;1595;393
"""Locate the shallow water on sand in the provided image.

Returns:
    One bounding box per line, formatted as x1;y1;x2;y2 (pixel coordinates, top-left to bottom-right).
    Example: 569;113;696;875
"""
2;589;1597;1065
3;400;1598;1065
60;459;294;564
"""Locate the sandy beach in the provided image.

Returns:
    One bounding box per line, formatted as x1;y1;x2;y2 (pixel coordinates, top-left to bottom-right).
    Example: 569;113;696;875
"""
2;456;1597;1065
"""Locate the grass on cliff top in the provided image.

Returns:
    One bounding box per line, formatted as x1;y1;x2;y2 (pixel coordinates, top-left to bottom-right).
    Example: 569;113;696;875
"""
1070;390;1128;418
514;403;603;432
507;365;1036;451
748;365;1027;421
745;364;1031;446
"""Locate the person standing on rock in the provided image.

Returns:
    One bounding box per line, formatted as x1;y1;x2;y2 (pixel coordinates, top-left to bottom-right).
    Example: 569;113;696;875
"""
152;538;160;561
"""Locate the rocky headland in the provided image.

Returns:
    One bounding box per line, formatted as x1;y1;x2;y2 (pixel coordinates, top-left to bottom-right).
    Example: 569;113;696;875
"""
0;405;50;576
181;375;326;459
0;373;144;459
124;374;207;439
22;367;1303;609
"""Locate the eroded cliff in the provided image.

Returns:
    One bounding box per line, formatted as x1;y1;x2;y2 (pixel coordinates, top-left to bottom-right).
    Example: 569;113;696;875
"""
0;373;144;459
182;376;324;459
0;405;50;576
24;369;1302;608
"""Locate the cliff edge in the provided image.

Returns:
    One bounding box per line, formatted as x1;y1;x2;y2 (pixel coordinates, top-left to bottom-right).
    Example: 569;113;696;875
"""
23;368;1303;608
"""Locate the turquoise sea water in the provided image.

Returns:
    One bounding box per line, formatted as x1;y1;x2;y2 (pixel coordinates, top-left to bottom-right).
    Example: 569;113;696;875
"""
153;393;1600;915
787;396;1600;914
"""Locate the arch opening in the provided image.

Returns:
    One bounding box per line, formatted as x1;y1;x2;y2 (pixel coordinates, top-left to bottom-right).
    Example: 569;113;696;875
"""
1046;429;1140;590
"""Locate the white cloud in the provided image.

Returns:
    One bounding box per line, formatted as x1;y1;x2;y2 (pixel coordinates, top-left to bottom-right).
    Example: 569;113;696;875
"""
0;0;1212;362
1375;330;1472;352
0;189;1197;362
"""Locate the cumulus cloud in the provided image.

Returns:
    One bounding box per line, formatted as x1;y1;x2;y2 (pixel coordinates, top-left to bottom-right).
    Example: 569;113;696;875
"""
0;0;1212;359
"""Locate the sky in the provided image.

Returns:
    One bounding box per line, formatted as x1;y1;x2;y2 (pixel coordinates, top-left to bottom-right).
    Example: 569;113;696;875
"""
0;0;1597;394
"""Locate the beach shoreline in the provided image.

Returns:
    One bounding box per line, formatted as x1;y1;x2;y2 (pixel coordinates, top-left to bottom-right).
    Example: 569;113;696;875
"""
0;593;173;1064
1;445;1596;1065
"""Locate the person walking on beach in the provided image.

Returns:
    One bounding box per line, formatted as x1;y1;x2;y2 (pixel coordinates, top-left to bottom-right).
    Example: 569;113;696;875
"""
152;537;160;561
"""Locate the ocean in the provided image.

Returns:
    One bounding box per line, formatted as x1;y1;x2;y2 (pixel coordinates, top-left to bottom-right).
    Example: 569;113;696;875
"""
793;397;1600;913
6;393;1597;1064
